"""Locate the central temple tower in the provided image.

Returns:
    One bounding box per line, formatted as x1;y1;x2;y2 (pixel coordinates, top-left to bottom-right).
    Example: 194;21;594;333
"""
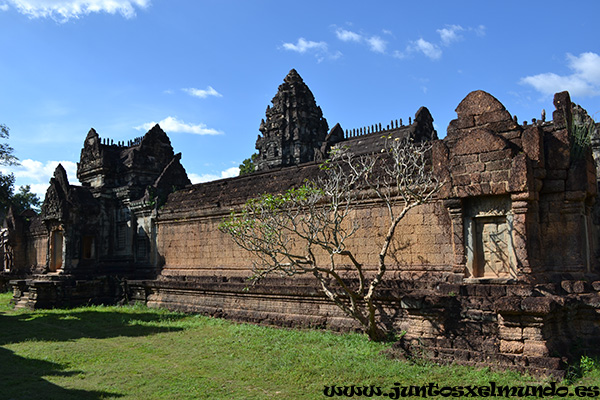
255;69;329;171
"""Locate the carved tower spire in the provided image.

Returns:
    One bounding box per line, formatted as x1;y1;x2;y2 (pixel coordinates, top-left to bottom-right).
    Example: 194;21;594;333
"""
255;69;329;171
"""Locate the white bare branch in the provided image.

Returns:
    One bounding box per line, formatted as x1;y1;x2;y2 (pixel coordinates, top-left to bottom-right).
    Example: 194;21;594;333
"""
220;136;442;341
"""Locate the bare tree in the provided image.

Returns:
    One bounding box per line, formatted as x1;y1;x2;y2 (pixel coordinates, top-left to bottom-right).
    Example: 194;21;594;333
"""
220;137;442;341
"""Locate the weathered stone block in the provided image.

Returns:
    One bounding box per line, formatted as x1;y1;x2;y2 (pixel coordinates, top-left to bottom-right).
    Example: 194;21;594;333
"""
485;159;511;172
452;154;478;165
466;162;486;173
453;174;472;186
490;182;508;194
500;340;524;354
523;326;544;341
479;148;513;162
523;340;549;357
561;280;587;294
544;129;570;170
495;296;522;313
453;129;509;156
526;356;563;370
456;115;475;129
521;297;556;315
475;109;513;125
508;152;530;192
499;326;523;340
491;170;510;182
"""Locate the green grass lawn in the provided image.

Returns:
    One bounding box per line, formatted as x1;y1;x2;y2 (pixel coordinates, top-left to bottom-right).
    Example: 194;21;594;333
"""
0;291;598;400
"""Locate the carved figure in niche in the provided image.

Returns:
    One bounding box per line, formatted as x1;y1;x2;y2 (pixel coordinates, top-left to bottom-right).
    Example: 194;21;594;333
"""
0;228;13;272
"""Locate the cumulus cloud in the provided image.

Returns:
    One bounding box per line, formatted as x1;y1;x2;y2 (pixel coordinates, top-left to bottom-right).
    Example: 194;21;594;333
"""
334;27;387;54
5;0;149;21
520;52;600;97
282;38;328;54
135;116;223;135
396;24;483;61
335;28;362;43
0;159;79;199
409;38;442;60
189;167;239;184
437;25;464;46
182;86;222;99
366;36;386;53
281;37;340;62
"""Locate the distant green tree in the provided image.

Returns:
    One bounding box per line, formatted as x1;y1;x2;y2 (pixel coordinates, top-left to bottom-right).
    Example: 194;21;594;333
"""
239;153;258;176
0;173;15;218
10;185;41;214
0;124;19;218
0;124;18;166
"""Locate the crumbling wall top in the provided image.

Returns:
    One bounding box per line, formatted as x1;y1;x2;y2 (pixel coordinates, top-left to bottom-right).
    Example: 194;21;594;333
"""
448;90;518;139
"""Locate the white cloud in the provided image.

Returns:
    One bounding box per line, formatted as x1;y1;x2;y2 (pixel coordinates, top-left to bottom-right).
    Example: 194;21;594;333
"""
189;167;239;184
14;159;78;182
0;4;9;11
394;24;482;62
0;159;79;199
520;52;600;97
437;25;464;46
409;38;442;60
569;52;600;84
366;36;386;53
282;38;328;54
182;86;222;99
5;0;149;22
135;116;223;135
334;27;387;54
29;183;52;199
282;38;341;62
335;28;362;43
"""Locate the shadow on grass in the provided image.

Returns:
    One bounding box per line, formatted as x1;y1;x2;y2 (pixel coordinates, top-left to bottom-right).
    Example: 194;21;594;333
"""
0;347;121;400
0;307;187;399
0;308;186;345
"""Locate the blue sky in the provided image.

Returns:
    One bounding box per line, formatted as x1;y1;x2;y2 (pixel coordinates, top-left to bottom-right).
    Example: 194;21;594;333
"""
1;0;599;199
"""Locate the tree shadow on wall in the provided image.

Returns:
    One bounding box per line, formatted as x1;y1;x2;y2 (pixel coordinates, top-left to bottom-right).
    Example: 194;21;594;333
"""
0;307;187;399
373;238;415;336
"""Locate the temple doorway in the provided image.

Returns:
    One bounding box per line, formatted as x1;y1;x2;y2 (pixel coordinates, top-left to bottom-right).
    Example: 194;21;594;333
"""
50;230;63;271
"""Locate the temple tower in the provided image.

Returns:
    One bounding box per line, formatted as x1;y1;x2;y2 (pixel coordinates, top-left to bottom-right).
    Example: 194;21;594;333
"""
255;69;329;171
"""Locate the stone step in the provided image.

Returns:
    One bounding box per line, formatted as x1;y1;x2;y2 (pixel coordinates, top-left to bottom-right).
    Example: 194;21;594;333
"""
14;301;30;310
13;292;30;310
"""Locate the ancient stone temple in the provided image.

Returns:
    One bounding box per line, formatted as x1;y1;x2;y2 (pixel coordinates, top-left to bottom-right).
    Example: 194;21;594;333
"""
4;69;600;377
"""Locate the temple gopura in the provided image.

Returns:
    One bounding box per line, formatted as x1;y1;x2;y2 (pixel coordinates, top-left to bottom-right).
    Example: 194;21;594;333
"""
2;69;600;377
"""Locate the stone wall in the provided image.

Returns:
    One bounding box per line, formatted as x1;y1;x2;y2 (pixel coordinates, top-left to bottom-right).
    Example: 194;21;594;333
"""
154;201;454;278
